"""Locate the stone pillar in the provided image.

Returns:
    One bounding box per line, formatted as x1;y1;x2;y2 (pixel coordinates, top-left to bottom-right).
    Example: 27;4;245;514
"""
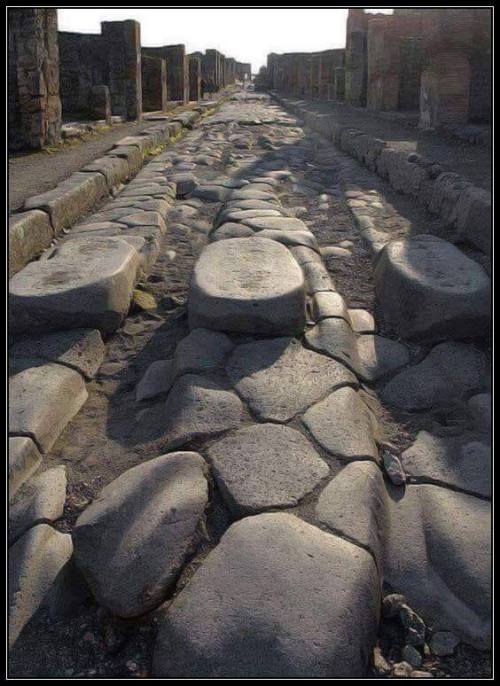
345;8;368;106
334;67;345;100
203;50;218;92
141;53;167;112
189;56;201;101
367;17;401;112
420;51;471;128
101;20;142;121
89;85;112;123
8;8;61;151
143;45;188;103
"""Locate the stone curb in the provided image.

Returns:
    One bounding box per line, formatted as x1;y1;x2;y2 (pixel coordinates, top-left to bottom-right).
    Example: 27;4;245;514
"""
271;93;491;258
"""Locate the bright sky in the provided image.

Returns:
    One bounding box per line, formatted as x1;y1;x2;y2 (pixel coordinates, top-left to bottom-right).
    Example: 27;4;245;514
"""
58;8;393;73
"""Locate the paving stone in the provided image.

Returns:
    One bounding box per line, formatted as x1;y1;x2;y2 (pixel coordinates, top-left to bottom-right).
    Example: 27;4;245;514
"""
9;210;54;278
349;309;376;334
189;238;306;336
119;211;167;233
357;334;410;382
401;431;491;498
171;172;198;197
9;361;88;454
228;189;280;203
321;246;352;258
384;484;491;648
254;228;319;250
136;360;175;402
10;329;105;380
226;337;357;422
210;223;255;241
9;524;73;649
153;512;380;678
240;216;308;232
224;199;280;212
9;466;67;544
206;424;329;515
192;185;230;202
468;393;492;434
309;291;350;323
305;318;362;376
302;387;379;462
174;329;234;377
81;156;130;188
302;260;335;294
216;208;282;227
316;461;388;567
9;236;140;334
381;342;489;410
374;235;491;341
8;437;42;501
163;374;243;450
73;452;208;617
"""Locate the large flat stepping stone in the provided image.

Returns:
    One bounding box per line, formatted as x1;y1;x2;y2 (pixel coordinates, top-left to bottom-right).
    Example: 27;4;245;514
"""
9;466;67;544
73;452;208;617
382;342;489;410
9;237;140;334
302;387;379;462
385;485;491;648
153;513;380;678
163;374;243;450
189;238;306;336
206;424;329;514
316;461;388;566
10;329;105;380
9;437;42;500
401;431;491;498
226;337;357;422
375;235;491;341
9;524;73;649
9;361;88;454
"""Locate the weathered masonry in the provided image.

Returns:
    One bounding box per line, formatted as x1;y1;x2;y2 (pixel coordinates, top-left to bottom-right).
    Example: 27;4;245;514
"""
143;44;189;104
263;8;492;129
188;55;202;101
8;8;62;151
141;53;168;112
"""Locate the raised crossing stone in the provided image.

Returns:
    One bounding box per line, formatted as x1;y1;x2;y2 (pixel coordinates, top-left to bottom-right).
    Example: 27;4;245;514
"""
163;374;243;450
8;437;42;500
188;238;306;335
73;452;208;618
9;360;88;454
206;424;329;514
302;387;379;462
401;431;491;498
9;524;73;649
375;235;491;341
382;342;489;410
226;337;357;422
9;466;67;544
10;329;105;380
9;236;140;334
153;513;380;678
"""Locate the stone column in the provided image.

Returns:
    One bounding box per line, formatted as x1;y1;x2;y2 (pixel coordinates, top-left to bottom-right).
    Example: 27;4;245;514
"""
141;53;167;112
367;17;401;112
101;20;142;121
345;9;368;106
189;56;201;101
334;67;346;101
8;7;61;151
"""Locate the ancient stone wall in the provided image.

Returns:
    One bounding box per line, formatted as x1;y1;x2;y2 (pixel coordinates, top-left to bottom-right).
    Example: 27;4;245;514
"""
235;62;252;80
141;53;167;112
58;32;108;118
101;20;142;120
144;45;188;103
345;9;369;106
8;8;61;151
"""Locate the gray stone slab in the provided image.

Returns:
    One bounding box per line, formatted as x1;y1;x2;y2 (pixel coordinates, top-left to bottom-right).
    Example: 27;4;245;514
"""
81;156;130;188
375;235;491;341
9;466;67;544
382;342;489;410
9;210;54;279
163;374;243;450
211;223;255;241
9;236;140;335
401;431;491;498
357;334;410;382
305;318;362;376
73;452;208;617
174;328;234;377
189;238;306;336
9;524;73;649
349;309;376;334
226;337;357;422
309;291;350;323
9;361;88;454
8;437;42;501
10;329;105;380
240;216;308;232
207;424;329;514
136;360;175;402
302;387;379;462
153;513;380;678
